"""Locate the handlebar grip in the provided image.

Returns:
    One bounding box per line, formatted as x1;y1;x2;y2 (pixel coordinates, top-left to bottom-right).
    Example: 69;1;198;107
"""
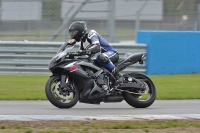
66;51;86;59
68;52;79;56
68;52;74;55
73;52;79;56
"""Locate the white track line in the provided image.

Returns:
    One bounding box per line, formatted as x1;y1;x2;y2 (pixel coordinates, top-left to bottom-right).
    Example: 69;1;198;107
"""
0;114;199;121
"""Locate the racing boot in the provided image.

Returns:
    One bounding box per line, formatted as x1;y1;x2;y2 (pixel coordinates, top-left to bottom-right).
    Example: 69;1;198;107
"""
111;68;124;91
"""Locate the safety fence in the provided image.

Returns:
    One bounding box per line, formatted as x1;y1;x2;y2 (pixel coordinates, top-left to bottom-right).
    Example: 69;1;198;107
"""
0;41;146;75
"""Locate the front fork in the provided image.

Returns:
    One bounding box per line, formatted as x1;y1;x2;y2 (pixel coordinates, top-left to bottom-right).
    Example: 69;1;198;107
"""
60;74;68;89
60;74;75;93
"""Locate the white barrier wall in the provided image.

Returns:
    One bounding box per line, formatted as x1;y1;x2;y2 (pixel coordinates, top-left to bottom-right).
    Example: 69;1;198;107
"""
0;41;146;75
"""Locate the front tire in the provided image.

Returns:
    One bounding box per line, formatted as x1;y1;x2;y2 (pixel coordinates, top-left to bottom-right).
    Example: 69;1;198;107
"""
122;73;156;108
45;76;79;108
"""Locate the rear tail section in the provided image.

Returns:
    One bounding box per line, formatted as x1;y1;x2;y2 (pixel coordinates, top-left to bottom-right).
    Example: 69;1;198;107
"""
116;53;145;72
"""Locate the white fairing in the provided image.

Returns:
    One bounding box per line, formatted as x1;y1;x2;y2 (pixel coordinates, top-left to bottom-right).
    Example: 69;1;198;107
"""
64;62;76;68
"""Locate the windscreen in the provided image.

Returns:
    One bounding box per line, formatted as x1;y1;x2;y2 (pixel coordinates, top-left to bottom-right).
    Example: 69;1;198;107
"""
56;43;74;54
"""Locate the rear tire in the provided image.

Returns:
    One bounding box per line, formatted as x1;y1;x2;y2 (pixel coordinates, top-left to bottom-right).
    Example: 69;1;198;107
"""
45;76;79;109
122;73;156;108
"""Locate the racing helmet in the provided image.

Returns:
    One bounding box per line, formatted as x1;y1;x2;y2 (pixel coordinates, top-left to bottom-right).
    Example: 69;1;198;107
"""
68;21;87;42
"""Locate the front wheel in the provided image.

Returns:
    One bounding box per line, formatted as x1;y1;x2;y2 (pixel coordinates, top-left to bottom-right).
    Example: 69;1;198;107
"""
122;73;156;108
45;76;79;108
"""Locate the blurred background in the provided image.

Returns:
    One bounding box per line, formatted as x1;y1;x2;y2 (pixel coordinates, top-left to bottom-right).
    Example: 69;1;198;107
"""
0;0;199;42
0;0;199;101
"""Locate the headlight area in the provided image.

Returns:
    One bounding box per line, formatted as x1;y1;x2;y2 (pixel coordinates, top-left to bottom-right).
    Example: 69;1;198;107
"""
48;57;57;70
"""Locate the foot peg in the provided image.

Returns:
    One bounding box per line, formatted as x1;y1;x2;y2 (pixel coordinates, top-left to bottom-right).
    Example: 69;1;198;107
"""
102;84;109;91
109;82;123;92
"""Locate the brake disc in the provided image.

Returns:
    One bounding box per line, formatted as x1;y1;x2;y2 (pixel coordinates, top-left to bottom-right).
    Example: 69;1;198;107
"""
55;82;73;100
138;82;149;94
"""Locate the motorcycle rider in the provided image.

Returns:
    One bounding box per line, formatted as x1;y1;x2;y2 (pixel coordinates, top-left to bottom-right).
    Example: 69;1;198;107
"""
67;21;123;91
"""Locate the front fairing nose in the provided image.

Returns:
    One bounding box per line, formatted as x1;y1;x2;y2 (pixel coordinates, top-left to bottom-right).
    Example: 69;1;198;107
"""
48;57;56;70
48;45;74;71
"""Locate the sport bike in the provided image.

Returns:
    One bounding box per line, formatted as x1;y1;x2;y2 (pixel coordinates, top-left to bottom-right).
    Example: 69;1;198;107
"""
45;43;156;108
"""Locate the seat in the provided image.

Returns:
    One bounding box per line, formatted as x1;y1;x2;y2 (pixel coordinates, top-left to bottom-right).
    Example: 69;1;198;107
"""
114;59;125;66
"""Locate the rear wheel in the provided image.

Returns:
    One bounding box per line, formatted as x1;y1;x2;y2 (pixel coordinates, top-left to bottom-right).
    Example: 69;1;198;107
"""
122;73;156;108
45;76;79;108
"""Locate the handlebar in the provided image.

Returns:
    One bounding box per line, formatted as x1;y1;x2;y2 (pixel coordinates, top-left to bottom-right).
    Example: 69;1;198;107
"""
66;52;84;59
68;52;80;56
66;50;91;59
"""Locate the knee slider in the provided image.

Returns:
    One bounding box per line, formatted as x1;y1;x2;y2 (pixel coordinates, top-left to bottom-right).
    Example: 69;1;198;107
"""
97;53;109;64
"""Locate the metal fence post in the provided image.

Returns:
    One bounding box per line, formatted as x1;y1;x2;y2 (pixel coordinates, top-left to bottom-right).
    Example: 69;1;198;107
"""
193;21;197;31
50;0;89;42
135;0;147;42
107;0;115;43
0;0;2;21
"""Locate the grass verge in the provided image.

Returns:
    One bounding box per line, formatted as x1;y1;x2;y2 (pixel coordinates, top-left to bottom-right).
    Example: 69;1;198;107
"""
0;74;199;100
0;119;200;133
150;74;200;100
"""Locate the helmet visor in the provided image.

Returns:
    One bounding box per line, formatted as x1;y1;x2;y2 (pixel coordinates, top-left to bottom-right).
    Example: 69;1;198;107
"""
69;30;78;39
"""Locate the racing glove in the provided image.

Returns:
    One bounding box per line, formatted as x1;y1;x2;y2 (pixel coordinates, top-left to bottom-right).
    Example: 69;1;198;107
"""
67;39;76;45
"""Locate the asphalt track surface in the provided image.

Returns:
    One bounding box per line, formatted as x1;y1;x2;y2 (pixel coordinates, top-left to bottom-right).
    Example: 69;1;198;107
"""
0;100;200;120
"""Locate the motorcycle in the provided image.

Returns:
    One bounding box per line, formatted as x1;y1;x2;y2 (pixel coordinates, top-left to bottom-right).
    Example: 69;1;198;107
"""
45;43;156;108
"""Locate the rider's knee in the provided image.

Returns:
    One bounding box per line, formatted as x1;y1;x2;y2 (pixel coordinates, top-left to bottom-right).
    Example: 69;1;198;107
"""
97;53;109;64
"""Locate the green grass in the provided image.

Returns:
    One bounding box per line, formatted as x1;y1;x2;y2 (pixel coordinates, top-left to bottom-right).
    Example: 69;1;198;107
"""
98;120;200;129
0;120;200;133
0;74;200;100
150;74;200;100
0;75;48;100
